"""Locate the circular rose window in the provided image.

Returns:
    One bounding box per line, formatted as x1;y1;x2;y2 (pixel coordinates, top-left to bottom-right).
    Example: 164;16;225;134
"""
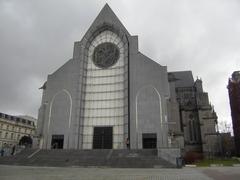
92;42;120;68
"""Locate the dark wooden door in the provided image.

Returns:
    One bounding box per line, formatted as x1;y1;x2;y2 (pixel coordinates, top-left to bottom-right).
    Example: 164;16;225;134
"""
93;127;113;149
51;135;64;149
142;133;157;149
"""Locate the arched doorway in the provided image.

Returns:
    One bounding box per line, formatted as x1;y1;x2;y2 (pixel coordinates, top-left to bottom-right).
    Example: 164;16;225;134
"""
19;135;33;148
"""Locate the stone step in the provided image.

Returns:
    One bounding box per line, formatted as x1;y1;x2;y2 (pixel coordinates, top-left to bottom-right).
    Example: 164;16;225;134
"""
0;149;175;168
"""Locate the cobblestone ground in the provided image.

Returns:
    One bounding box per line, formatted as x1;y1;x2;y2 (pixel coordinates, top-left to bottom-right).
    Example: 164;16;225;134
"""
0;165;239;180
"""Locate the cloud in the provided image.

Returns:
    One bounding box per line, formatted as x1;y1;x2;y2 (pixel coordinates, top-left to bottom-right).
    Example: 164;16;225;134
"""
0;0;239;129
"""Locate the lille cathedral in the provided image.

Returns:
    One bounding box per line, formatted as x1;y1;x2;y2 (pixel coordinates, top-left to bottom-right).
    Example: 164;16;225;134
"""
37;4;220;158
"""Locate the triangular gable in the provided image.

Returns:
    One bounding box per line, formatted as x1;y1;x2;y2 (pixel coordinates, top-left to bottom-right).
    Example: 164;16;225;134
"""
81;3;131;43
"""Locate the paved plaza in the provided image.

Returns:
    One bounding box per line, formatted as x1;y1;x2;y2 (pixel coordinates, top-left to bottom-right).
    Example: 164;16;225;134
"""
0;165;240;180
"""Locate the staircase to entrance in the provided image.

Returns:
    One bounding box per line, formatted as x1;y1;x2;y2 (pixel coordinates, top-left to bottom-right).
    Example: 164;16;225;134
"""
0;149;176;168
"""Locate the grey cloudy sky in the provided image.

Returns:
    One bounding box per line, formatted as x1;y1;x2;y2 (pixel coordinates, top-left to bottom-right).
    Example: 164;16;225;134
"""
0;0;239;130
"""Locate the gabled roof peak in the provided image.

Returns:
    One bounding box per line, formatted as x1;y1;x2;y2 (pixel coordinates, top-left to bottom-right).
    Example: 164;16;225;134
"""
102;3;111;10
98;3;113;15
82;3;130;41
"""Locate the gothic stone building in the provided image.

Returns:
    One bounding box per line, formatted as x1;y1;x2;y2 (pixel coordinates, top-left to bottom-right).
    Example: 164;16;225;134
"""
37;4;219;156
168;71;219;156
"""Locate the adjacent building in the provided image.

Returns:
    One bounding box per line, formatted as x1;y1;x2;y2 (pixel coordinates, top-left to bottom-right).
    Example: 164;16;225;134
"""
168;71;220;156
228;71;240;155
0;112;36;148
220;132;235;156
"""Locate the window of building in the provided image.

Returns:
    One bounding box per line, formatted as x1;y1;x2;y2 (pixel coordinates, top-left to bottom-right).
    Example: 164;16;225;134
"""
193;121;197;141
189;120;198;143
5;132;8;139
6;125;9;130
17;134;20;140
11;133;14;139
189;121;193;142
0;131;2;138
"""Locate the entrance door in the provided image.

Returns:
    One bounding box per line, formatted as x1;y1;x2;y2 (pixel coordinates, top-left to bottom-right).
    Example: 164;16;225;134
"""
93;127;113;149
142;133;157;149
51;135;64;149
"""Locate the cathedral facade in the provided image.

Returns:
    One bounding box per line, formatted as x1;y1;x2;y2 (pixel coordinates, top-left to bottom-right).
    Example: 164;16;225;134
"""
37;4;169;150
37;4;219;156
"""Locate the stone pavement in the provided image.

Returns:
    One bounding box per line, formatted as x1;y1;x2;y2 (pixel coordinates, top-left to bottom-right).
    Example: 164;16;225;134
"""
0;165;240;180
202;167;240;180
